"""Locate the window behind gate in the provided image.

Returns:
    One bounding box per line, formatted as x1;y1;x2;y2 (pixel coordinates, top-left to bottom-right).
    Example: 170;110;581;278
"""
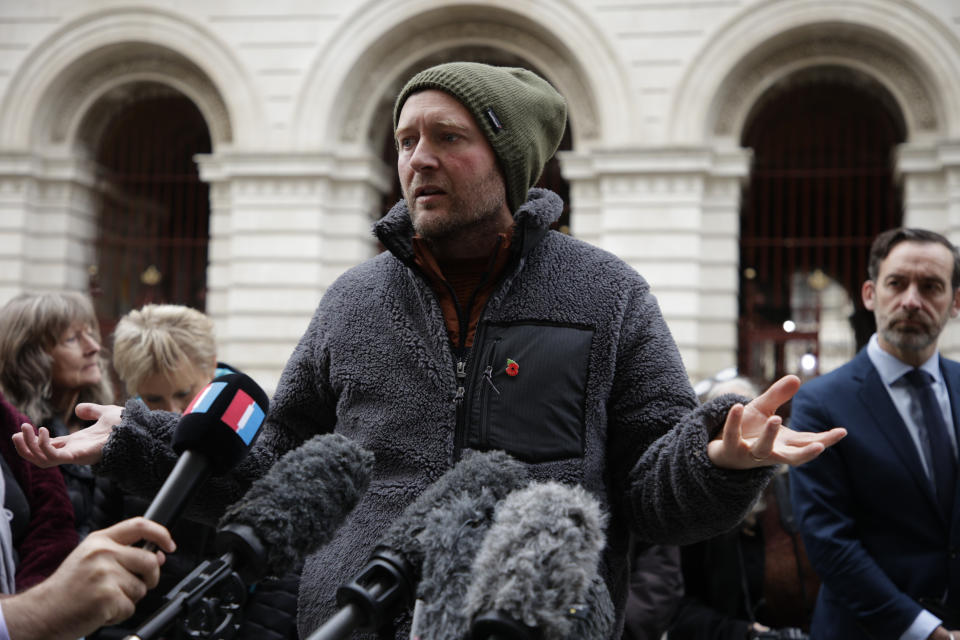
738;68;906;381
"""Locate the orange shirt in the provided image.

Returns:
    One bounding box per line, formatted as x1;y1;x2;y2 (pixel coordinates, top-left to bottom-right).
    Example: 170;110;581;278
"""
412;234;512;349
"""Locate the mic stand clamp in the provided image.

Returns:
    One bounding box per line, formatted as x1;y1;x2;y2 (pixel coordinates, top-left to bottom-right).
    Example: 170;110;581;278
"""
123;554;247;640
124;525;268;640
307;548;415;640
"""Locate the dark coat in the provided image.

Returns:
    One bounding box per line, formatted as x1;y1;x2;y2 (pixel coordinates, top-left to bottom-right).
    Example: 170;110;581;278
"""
0;391;77;590
97;189;773;639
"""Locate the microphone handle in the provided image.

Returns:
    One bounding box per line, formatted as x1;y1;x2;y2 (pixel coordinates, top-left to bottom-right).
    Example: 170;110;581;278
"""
139;450;211;551
121;590;189;640
304;602;367;640
305;582;388;640
143;450;212;525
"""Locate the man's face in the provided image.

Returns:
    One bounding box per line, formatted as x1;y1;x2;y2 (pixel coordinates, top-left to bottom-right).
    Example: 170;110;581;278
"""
862;240;960;361
395;90;510;241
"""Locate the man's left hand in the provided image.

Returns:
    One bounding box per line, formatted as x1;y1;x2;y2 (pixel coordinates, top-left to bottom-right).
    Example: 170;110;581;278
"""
707;375;846;469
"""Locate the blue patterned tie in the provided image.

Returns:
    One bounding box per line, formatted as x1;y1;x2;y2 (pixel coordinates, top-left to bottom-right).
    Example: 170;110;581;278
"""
904;368;957;519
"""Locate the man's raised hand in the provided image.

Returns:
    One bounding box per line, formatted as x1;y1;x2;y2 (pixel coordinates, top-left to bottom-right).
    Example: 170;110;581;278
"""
707;375;846;470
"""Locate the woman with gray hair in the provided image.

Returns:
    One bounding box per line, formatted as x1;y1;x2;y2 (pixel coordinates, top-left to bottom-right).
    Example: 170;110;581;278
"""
0;291;113;538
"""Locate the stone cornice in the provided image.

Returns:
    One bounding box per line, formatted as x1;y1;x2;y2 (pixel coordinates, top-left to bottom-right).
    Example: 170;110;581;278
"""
896;140;960;175
195;150;392;191
558;146;751;179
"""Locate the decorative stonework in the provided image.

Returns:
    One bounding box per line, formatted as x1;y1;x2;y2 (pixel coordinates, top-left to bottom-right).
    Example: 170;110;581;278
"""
45;49;232;148
601;174;704;195
229;178;325;197
704;177;741;199
712;32;937;138
339;19;599;145
0;178;25;195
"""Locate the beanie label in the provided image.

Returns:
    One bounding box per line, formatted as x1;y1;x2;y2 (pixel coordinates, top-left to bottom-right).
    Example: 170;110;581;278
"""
485;108;503;132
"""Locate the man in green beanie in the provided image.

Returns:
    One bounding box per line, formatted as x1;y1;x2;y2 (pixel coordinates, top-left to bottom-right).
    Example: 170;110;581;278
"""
20;61;844;639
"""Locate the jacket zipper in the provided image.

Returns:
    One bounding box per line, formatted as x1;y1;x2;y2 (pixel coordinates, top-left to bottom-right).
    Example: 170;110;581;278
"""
452;320;492;462
453;358;467;459
480;365;495;445
450;238;507;462
401;234;511;463
477;338;501;446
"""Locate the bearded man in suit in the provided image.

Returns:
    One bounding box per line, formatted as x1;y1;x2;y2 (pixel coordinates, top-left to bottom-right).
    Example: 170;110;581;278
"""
791;227;960;640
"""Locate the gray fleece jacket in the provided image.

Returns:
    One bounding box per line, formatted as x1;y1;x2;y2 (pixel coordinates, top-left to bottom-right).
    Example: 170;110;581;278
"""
96;188;771;639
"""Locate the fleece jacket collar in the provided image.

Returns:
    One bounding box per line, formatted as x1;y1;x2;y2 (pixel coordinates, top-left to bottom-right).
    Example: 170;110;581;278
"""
373;187;563;268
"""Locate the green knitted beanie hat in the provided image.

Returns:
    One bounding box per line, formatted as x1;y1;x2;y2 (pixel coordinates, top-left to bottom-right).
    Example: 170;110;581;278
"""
393;62;567;213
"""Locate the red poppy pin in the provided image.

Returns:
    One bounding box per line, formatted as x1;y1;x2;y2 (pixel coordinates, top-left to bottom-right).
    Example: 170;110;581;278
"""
505;358;519;377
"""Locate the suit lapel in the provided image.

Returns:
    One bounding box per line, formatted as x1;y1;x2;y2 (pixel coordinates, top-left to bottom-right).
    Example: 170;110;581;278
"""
857;352;944;519
939;358;960;536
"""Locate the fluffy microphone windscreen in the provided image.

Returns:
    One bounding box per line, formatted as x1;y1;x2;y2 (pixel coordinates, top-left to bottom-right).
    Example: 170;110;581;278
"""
465;481;609;640
374;449;529;575
217;433;374;578
171;372;269;474
414;483;523;639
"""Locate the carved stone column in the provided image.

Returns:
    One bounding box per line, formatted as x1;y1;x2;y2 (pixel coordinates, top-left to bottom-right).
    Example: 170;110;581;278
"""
0;151;99;302
898;140;960;357
196;150;390;391
561;146;750;382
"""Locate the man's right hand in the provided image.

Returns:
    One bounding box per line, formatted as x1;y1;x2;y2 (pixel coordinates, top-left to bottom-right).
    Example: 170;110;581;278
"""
928;626;959;640
2;517;175;640
12;403;123;467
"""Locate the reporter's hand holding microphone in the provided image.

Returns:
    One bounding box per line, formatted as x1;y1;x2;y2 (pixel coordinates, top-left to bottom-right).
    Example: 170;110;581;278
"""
5;372;270;639
1;517;175;640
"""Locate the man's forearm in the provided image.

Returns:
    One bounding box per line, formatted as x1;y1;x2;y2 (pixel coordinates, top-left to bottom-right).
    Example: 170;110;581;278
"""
1;589;61;640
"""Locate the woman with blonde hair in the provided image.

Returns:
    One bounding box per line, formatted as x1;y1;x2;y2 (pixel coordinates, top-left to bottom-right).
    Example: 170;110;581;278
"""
111;303;220;412
0;291;113;544
96;304;299;640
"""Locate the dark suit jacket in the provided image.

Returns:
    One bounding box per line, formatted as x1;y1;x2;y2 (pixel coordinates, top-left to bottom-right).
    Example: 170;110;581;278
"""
790;348;960;639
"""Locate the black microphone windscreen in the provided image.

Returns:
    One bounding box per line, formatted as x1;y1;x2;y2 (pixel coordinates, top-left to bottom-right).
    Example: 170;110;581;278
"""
465;481;612;640
171;372;269;474
217;433;374;578
376;449;528;573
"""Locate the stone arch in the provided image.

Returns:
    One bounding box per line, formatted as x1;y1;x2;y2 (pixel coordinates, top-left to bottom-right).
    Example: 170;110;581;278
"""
669;0;960;144
292;0;632;152
37;44;231;155
0;6;264;151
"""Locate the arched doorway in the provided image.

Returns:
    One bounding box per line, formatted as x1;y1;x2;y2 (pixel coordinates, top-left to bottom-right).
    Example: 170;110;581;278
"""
738;67;906;381
92;86;212;335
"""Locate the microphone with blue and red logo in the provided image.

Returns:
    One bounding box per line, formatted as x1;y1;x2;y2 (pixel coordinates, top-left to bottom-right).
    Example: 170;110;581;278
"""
141;372;268;533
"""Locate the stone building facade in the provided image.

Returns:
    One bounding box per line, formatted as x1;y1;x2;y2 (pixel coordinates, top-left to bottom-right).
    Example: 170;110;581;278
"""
1;0;958;391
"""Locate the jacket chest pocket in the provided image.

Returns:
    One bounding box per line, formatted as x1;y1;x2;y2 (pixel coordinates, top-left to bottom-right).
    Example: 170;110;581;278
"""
465;322;593;463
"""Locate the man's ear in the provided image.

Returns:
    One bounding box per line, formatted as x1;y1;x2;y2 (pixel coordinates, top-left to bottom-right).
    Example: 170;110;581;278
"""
862;280;876;311
951;287;960;319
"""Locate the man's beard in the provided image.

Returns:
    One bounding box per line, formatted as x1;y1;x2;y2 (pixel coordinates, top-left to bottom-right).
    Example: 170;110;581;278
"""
878;311;945;353
405;167;507;241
